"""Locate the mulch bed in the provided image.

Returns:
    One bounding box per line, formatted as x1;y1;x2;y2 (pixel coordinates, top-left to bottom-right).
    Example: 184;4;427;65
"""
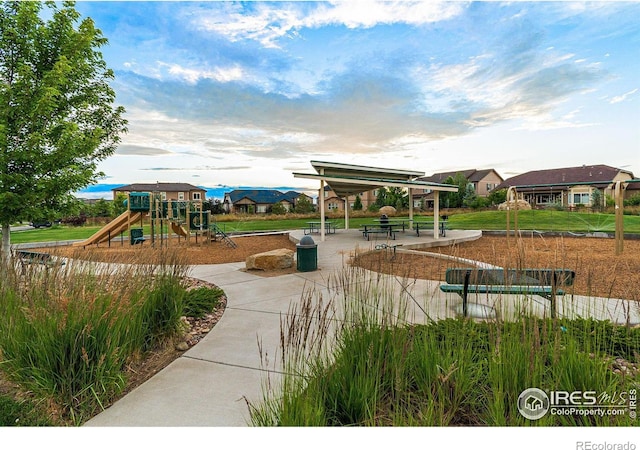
39;233;297;265
353;235;640;301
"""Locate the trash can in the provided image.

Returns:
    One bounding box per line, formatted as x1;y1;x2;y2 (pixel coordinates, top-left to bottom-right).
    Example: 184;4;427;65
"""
297;235;318;272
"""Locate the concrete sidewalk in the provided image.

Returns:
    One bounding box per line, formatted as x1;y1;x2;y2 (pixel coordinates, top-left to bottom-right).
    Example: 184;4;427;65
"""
84;228;639;426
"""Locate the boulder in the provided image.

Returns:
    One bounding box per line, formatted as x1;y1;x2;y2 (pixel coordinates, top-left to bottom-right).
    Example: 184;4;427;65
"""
497;199;532;211
379;205;397;216
246;248;295;270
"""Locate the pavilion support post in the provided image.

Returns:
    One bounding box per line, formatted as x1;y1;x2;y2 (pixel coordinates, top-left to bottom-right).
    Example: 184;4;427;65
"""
344;196;349;230
408;187;414;230
320;176;326;242
433;190;440;239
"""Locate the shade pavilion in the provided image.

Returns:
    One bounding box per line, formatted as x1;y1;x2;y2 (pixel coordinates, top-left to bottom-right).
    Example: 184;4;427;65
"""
293;161;458;241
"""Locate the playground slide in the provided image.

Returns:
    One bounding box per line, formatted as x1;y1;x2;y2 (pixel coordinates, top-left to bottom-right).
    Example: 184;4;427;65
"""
171;222;188;238
73;211;144;247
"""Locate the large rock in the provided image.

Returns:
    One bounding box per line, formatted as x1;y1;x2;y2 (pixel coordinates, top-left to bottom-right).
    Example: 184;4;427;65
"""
498;199;532;211
246;248;294;270
379;205;397;216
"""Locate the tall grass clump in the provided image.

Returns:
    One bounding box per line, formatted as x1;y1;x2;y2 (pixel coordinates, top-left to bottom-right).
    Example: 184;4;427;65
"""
0;250;192;424
249;264;639;426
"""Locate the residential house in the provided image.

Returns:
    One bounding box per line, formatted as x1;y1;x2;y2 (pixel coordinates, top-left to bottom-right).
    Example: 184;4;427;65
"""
320;185;378;212
494;164;636;208
112;182;206;202
413;169;504;208
223;189;311;214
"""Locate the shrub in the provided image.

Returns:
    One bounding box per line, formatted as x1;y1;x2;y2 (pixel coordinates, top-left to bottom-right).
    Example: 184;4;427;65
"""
61;215;87;226
184;287;224;318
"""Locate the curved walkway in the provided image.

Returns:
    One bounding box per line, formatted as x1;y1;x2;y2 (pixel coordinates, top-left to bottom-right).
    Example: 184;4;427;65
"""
84;229;639;426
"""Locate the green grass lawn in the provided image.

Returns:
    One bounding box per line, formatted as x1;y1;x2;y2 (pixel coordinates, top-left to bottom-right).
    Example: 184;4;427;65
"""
5;210;640;244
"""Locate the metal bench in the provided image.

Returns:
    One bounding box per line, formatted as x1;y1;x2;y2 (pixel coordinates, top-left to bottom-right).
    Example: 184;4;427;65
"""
130;227;146;245
440;268;575;319
15;250;66;272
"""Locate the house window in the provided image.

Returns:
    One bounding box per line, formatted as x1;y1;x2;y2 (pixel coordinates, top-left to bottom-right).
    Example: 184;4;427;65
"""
161;192;167;200
192;192;201;201
486;183;495;191
573;193;590;205
178;192;185;200
328;202;339;210
257;205;268;213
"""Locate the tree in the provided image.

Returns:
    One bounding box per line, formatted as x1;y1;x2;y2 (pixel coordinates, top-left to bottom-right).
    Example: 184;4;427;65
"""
0;1;127;263
293;195;315;213
352;195;362;211
440;173;469;208
374;188;388;208
270;201;287;215
91;198;113;218
591;189;603;212
487;188;507;206
113;192;128;216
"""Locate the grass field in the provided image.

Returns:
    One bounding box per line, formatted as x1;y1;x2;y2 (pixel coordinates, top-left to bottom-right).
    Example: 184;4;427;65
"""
6;210;640;244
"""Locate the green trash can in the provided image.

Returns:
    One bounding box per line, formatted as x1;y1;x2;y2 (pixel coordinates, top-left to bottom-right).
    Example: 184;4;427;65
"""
297;235;318;272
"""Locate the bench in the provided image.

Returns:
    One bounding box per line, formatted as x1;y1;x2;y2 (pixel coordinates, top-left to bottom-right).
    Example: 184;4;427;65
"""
130;228;146;245
440;268;575;319
15;250;66;272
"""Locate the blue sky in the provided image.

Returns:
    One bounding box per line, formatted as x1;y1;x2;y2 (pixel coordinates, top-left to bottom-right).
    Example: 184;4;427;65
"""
74;1;640;199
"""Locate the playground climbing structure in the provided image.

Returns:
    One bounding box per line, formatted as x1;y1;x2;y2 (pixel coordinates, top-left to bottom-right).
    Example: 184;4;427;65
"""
74;192;235;248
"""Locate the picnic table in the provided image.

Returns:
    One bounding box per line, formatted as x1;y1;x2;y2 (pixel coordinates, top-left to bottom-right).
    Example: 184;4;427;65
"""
360;223;399;240
414;220;447;237
373;218;409;232
304;221;336;235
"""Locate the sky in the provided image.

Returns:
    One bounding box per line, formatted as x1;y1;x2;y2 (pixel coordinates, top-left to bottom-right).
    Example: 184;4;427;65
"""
73;1;640;199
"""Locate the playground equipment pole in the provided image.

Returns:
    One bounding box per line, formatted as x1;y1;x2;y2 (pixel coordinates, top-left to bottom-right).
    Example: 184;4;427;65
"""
615;181;624;255
127;193;132;248
506;186;519;249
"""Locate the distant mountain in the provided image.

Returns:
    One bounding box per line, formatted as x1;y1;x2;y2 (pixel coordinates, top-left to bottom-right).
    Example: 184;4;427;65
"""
76;183;310;201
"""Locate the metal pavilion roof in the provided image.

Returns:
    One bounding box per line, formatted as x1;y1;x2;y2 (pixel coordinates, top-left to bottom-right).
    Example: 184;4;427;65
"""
293;160;458;197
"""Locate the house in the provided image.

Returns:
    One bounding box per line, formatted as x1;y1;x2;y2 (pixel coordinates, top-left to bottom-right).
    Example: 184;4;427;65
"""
112;182;206;202
223;189;311;214
412;169;504;208
320;185;378;212
494;164;636;209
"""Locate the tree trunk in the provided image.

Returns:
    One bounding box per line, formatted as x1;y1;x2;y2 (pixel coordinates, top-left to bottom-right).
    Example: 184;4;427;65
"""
1;223;11;268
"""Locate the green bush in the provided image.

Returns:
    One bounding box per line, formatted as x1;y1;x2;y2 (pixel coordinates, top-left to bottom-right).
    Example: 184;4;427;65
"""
184;287;224;318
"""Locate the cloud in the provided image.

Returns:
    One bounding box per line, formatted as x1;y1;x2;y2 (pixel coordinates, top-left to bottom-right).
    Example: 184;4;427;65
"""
610;88;638;104
192;1;465;48
116;144;172;156
155;62;245;84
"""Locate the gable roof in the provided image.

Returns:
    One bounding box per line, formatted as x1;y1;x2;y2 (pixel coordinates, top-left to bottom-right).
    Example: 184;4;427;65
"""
418;169;502;184
113;182;205;192
225;189;297;204
496;165;633;190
